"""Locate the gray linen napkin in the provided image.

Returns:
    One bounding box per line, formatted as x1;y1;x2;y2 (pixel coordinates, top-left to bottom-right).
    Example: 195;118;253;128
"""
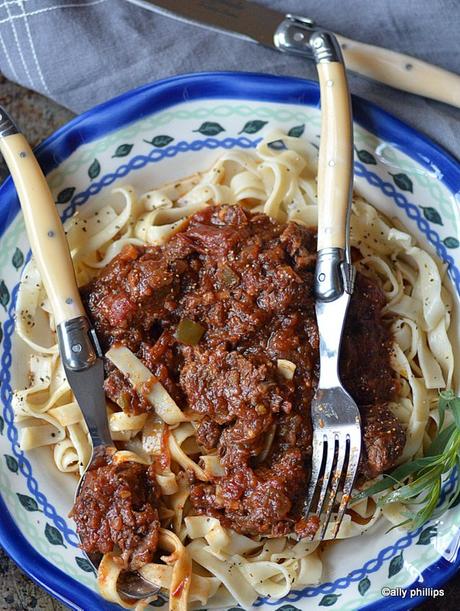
0;0;458;160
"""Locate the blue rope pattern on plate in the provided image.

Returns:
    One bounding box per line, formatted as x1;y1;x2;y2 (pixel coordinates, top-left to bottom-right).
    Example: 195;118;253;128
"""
0;283;79;546
61;137;260;222
354;162;460;294
1;138;459;599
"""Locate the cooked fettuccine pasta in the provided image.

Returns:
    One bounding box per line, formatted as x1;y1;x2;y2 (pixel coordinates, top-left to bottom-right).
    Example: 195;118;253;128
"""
13;131;454;609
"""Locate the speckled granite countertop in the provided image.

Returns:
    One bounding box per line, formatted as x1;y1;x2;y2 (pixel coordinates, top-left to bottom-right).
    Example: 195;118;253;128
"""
0;73;458;611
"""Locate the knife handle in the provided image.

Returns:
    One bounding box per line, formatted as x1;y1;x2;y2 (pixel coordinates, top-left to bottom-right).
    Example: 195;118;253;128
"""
336;34;460;110
275;17;460;109
311;32;353;253
0;109;85;326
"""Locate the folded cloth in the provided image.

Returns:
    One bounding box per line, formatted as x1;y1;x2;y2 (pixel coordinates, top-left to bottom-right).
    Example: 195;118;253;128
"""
0;0;458;159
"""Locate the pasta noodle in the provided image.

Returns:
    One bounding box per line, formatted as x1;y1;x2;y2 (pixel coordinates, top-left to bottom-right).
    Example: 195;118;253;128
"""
13;131;455;609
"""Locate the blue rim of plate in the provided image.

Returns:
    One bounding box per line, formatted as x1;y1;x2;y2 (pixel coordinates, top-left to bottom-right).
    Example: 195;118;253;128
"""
0;71;459;611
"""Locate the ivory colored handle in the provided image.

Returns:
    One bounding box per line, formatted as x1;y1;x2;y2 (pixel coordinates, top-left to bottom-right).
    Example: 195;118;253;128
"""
0;133;85;326
316;61;353;251
337;34;460;109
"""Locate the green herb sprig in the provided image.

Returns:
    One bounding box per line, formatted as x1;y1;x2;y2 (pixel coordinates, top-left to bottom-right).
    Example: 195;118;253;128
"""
353;390;460;530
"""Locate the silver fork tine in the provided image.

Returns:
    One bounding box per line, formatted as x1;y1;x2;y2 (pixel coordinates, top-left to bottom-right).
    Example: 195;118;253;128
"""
330;430;361;538
315;431;337;519
319;434;348;539
303;431;326;516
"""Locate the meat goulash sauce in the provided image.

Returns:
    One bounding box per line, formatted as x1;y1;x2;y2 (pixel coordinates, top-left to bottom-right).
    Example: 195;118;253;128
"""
71;204;405;570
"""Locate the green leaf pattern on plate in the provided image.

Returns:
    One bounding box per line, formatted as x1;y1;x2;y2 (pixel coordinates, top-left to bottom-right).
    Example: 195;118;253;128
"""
0;416;4;435
56;186;75;204
319;594;341;606
288;124;305;138
12;247;24;270
112;143;133;158
0;280;10;311
276;606;301;611
443;236;459;249
16;493;41;512
75;556;96;574
88;159;101;180
45;523;66;548
4;454;18;473
417;525;437;545
358;576;371;595
193;122;225;136
355;148;377;165
388;551;404;577
389;172;413;192
420;206;443;225
238;120;267;134
144;135;174;148
268;139;287;150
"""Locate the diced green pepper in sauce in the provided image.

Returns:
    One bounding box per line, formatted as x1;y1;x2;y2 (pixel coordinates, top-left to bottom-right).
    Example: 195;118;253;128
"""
175;318;205;345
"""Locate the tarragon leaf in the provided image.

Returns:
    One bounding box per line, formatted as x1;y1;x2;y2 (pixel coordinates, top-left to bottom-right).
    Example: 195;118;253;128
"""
426;422;456;456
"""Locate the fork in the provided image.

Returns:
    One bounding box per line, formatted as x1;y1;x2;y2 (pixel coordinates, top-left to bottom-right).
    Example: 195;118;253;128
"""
301;31;361;540
0;106;160;601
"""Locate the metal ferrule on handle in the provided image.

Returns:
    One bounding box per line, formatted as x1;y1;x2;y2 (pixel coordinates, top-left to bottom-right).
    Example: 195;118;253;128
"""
315;248;355;302
57;316;103;372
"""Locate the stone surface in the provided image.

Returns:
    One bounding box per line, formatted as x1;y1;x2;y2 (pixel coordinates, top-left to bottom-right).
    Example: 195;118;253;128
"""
0;74;458;611
0;74;74;183
0;548;66;611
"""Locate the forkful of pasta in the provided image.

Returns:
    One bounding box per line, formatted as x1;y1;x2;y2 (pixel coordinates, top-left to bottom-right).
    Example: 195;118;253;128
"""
299;32;362;540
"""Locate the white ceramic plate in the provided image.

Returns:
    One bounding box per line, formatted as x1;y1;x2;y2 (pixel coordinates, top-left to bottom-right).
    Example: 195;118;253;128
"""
0;73;459;611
